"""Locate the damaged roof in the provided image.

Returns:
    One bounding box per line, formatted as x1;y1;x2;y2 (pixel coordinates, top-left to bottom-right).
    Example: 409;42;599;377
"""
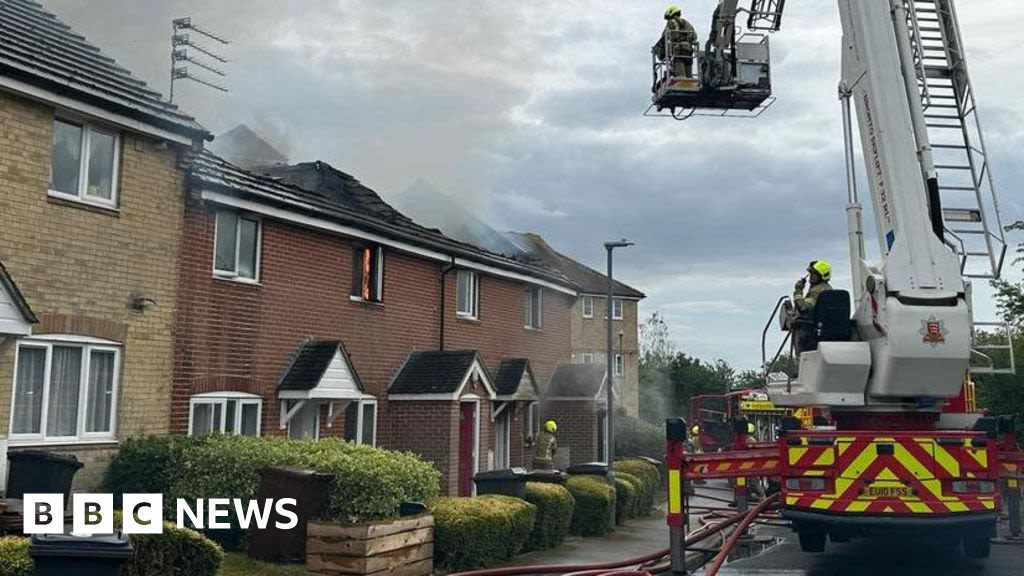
545;364;608;399
493;358;539;400
189;151;576;290
509;232;645;299
389;350;492;397
0;0;206;140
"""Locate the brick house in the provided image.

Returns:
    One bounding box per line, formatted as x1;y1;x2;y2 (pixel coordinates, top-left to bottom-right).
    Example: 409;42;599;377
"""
543;364;611;465
174;153;576;494
0;0;208;488
510;233;645;416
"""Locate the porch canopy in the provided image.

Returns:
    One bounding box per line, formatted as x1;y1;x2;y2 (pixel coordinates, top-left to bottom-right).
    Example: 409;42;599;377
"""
277;339;370;428
388;350;496;401
0;260;36;335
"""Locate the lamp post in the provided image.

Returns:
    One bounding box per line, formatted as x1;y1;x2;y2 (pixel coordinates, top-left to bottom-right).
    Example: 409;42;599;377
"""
604;239;633;473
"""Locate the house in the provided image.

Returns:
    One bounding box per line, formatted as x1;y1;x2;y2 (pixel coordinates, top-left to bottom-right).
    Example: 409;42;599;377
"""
0;0;208;488
543;363;611;465
509;233;646;417
175;153;576;494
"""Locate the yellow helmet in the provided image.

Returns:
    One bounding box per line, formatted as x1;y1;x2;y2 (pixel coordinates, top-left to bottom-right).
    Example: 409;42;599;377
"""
665;4;681;19
691;425;700;435
746;422;756;435
808;260;832;281
545;420;557;433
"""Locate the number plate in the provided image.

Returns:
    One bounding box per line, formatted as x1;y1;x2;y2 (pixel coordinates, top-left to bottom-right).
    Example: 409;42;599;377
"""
866;485;913;498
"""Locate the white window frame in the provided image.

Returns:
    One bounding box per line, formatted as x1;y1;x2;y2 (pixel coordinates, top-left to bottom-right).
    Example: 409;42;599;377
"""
344;398;378;446
582;353;594;364
188;391;263;437
351;245;385;303
582;296;594;318
524;287;543;329
456;270;480;319
612;298;624;320
286;400;320;440
494;408;511;469
8;336;121;445
524;401;541;440
615;353;624;376
48;118;121;210
213;211;262;283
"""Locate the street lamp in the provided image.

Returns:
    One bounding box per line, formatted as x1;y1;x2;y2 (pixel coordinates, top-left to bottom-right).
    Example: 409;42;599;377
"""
604;239;633;473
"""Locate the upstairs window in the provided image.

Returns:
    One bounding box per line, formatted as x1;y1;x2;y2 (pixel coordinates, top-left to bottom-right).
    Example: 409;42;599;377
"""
214;211;260;281
582;296;594;318
612;298;624;320
352;244;384;302
49;119;120;208
524;287;543;329
457;270;480;319
189;393;261;437
615;354;624;376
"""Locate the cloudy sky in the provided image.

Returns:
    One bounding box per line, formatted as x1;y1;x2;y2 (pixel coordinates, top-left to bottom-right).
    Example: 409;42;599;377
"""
45;0;1024;369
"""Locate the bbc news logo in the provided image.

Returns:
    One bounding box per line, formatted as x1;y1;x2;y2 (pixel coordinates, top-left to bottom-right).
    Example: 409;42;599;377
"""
24;494;299;535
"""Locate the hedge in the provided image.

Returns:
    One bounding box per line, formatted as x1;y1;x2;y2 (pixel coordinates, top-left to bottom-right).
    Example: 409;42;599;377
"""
430;495;537;571
614;415;664;461
565;475;615;536
613;459;662;516
614;473;640;524
523;482;575;551
106;435;442;549
0;537;31;576
0;522;222;576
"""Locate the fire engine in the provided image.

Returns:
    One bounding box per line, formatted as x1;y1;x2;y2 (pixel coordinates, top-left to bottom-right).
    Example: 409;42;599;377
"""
654;0;1024;561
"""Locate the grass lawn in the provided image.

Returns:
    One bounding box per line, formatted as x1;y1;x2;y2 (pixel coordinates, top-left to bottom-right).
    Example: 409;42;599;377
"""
219;552;316;576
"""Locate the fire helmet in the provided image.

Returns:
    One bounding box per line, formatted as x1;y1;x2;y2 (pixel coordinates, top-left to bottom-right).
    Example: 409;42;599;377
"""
808;260;832;281
545;420;558;433
665;5;681;19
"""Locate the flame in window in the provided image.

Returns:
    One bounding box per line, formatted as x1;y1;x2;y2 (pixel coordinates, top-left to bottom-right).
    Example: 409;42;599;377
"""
362;248;372;300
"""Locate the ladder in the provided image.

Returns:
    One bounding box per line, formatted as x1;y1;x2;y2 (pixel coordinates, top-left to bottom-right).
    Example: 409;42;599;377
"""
905;0;1007;279
746;0;786;31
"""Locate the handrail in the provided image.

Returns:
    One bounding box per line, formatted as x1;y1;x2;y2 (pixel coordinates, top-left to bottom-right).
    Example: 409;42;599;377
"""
761;296;789;367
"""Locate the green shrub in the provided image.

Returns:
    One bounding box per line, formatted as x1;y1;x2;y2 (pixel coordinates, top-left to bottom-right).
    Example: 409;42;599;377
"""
613;459;662;515
614;415;664;461
523;482;574;551
430;495;537;571
0;537;31;576
614;473;640;524
565;475;615;536
113;510;224;576
105;435;198;507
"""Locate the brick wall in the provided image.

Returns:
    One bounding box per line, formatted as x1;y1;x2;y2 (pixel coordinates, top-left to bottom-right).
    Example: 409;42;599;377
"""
0;92;188;489
544;400;602;465
173;198;572;492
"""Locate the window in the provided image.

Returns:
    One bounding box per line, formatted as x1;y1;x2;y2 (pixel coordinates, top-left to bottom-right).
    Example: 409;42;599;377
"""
524;402;541;441
344;398;377;445
582;353;594;364
10;338;120;442
613;299;624;320
615;354;624;376
49;119;120;208
214;211;260;281
582;296;594;318
351;245;384;303
286;401;319;440
456;270;480;318
189;393;261;437
524;287;542;329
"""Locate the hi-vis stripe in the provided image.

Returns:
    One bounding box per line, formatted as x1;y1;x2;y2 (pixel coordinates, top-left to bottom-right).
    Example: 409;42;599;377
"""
668;470;682;515
787;436;996;515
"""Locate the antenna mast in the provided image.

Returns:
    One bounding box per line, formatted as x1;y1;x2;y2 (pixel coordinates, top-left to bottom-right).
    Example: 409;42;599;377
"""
169;17;230;102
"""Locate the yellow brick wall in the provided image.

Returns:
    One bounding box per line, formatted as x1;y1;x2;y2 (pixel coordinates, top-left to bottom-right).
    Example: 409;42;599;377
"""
0;91;188;489
569;296;640;416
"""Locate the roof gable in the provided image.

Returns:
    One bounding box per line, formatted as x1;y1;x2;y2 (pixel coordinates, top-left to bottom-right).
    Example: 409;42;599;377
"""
278;340;365;400
545;364;611;400
389;350;496;400
0;0;206;140
0;260;36;335
494;358;539;400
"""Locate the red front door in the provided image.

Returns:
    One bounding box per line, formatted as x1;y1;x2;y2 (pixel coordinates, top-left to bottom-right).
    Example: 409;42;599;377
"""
459;402;476;496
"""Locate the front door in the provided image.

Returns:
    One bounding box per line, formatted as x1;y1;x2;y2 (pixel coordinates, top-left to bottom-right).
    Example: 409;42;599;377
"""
458;402;476;496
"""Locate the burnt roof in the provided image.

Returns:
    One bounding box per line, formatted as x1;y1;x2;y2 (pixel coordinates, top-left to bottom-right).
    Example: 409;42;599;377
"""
493;358;538;399
545;364;607;399
389;350;484;396
189;151;576;289
278;340;361;392
509;232;645;299
0;259;37;323
0;0;206;139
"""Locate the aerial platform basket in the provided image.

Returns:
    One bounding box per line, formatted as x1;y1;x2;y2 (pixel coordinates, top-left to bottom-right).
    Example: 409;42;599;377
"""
647;33;775;120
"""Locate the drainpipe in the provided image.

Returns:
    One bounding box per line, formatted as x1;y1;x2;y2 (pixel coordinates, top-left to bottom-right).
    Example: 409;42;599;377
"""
439;256;456;350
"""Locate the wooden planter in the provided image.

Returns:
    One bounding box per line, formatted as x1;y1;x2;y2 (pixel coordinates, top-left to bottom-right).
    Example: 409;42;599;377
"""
306;514;434;576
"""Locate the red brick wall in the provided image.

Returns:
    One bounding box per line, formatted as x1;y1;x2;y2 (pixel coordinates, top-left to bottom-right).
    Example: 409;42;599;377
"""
172;199;572;491
544;400;602;465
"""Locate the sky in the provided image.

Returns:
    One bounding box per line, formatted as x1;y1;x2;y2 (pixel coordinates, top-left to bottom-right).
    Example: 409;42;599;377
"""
44;0;1024;369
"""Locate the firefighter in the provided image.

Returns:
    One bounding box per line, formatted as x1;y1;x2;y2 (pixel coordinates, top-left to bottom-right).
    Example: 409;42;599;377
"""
792;260;833;353
688;424;703;454
655;4;698;80
740;420;768;501
532;420;558;470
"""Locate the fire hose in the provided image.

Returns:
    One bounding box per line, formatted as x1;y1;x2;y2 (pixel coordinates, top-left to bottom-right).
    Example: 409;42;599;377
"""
701;493;781;576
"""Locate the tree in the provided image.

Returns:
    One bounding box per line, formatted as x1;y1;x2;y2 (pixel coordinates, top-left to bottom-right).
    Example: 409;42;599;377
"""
640;312;675;367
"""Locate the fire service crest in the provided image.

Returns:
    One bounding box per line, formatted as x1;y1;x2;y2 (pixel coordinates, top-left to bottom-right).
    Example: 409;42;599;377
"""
919;317;947;346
